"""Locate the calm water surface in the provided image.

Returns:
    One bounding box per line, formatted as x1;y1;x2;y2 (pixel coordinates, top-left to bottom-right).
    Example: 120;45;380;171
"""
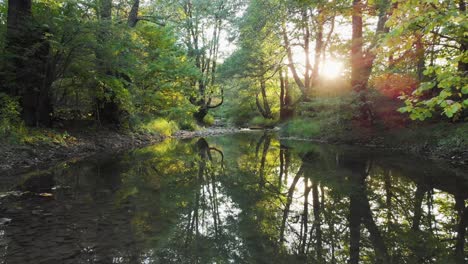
0;132;467;264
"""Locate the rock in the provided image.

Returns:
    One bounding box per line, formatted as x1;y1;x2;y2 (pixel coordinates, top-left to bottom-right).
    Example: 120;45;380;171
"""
0;218;12;225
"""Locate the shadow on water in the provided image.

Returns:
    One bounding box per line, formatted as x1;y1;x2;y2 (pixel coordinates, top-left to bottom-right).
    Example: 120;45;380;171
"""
0;132;467;263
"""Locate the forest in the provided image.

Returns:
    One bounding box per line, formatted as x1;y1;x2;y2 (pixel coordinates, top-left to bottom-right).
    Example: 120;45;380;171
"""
0;0;467;150
0;1;467;263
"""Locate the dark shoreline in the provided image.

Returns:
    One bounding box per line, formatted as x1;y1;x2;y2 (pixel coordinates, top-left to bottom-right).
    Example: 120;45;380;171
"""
278;134;468;166
1;126;466;177
0;127;240;176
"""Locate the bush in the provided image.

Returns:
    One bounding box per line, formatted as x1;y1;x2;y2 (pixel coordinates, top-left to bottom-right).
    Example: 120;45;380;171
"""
178;119;199;131
140;118;179;136
0;93;24;140
203;114;215;126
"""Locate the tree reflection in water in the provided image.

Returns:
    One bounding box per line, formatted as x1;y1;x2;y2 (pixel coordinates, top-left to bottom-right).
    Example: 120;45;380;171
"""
0;133;466;263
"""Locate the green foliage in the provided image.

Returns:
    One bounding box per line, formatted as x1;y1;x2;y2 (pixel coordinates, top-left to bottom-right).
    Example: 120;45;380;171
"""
177;119;199;131
280;118;321;138
298;95;356;126
217;79;258;126
249;116;278;128
202;114;215;126
387;0;468;121
218;0;285;125
20;129;72;146
0;0;200;131
398;63;468;120
0;94;75;145
139;118;179;137
0;93;23;139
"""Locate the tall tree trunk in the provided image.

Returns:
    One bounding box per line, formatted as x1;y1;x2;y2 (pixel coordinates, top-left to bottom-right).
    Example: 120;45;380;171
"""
415;33;426;82
261;80;272;119
311;10;324;88
255;77;272;119
302;10;312;98
4;0;53;126
351;0;369;124
95;0;123;125
351;0;390;125
35;35;54;127
279;68;293;121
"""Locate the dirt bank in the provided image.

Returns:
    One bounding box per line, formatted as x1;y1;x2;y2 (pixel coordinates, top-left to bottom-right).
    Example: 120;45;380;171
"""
0;127;239;176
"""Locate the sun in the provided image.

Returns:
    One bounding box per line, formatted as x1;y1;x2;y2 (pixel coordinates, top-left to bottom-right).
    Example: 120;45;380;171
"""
320;60;343;79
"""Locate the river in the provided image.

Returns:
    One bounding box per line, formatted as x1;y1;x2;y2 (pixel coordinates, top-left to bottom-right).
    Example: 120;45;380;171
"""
0;132;467;264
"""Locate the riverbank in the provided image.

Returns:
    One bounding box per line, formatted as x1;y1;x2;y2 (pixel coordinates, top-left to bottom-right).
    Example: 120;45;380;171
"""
0;127;239;175
280;120;468;165
1;122;466;175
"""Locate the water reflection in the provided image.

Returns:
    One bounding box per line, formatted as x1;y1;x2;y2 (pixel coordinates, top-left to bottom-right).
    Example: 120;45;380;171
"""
0;133;467;263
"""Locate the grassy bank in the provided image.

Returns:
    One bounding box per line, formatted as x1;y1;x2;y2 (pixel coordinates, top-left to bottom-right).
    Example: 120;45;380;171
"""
281;117;468;163
0;118;239;174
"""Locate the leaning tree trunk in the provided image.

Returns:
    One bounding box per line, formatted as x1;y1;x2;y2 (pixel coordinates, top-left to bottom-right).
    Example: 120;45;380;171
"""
255;77;273;119
128;0;139;27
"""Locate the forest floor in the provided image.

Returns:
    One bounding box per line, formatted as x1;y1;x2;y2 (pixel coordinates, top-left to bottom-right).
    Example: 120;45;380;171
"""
0;126;239;175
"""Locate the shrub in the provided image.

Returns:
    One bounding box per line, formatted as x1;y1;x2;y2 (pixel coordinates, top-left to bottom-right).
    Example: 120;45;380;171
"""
203;114;215;126
0;93;24;140
178;119;199;131
140;118;179;136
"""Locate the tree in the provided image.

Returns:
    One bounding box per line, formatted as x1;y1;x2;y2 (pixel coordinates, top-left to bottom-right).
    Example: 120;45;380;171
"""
153;0;243;123
281;0;338;101
351;0;392;125
391;0;468;121
1;0;54;126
